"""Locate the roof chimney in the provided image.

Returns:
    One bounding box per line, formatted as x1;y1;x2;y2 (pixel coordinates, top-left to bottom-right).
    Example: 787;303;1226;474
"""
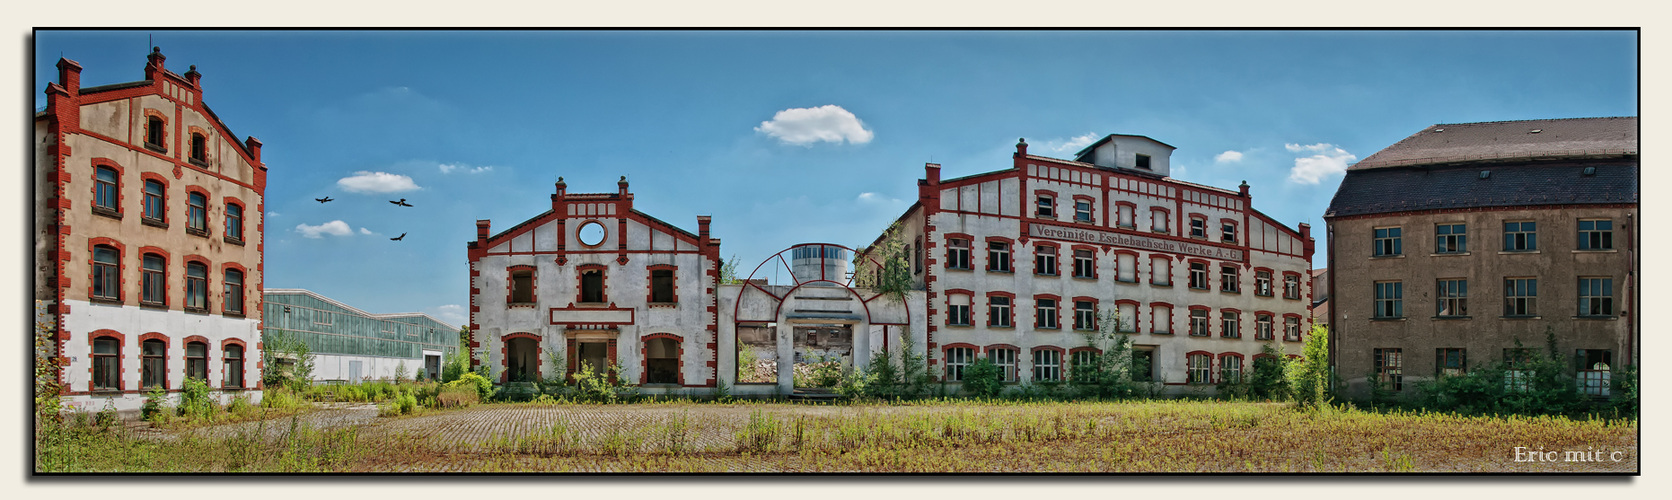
697;215;712;246
618;175;629;195
925;163;941;186
184;64;202;89
476;220;491;243
56;58;82;95
244;137;262;164
1239;180;1249;197
552;176;567;211
1015;138;1028;157
145;46;166;80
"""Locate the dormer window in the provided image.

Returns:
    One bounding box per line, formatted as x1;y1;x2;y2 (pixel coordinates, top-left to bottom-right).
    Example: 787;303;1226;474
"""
1135;154;1151;170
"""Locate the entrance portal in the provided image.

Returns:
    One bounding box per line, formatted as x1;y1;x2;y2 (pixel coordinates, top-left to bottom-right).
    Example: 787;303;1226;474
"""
645;338;679;384
792;324;852;389
577;341;610;374
506;337;539;382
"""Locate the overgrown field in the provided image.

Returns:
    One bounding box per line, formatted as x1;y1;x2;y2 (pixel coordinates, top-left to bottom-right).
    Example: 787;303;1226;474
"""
36;400;1636;473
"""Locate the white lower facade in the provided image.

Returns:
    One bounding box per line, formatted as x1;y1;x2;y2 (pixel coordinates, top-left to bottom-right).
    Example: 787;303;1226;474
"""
57;299;263;412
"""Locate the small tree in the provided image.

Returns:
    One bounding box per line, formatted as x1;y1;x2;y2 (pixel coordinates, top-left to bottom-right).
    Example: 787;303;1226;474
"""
962;357;1003;398
1290;325;1332;410
261;329;315;391
393;361;410;383
1069;309;1141;400
1247;343;1294;401
719;253;741;285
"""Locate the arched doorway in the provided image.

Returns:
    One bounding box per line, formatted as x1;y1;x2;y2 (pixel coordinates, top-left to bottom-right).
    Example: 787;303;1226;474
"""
505;335;540;382
644;337;681;385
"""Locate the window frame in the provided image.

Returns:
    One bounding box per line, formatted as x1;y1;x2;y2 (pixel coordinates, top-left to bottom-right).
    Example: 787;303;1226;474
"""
1434;222;1468;254
94;165;121;215
1254;313;1274;341
1282;272;1302;300
649;267;677;304
986;347;1019;383
92;336;122;392
1575;349;1613;397
508;266;537;306
1072;196;1095;223
185;261;210;313
1188;307;1211;337
1220;309;1241;339
142;338;168;389
186;341;209;381
1219;354;1244;385
1435;347;1467;378
141;252;167;306
1374;347;1403;391
1373;280;1403;319
1034;296;1059;330
189;132;208;165
1034;192;1056;218
578;265;608;304
986;238;1013;273
1282;315;1302;342
1033;244;1059;276
1505;277;1537;317
1150;256;1172;286
987;293;1014;328
1113;250;1137;283
224;201;244;243
186;190;209;236
1373;226;1402;257
1188;261;1209;290
1435;278;1468;318
1150;207;1171;234
1219;264;1240;293
223;267;245;315
1032;348;1062;383
1149;303;1174;335
1072;299;1097;331
944;346;974;382
1115;201;1137;229
1578;277;1614;317
223;343;245;389
1187;352;1212;385
1577;219;1614;251
1071;247;1096;279
91;244;121;302
1503;221;1537;252
145;114;167;152
1254;269;1274;297
142;179;166;223
945;291;973;327
945;236;972;270
1220;219;1238;244
1189;214;1209;239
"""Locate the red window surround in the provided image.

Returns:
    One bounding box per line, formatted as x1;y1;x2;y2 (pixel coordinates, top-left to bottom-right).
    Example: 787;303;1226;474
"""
576;264;608;304
1150;256;1173;286
499;332;543;383
639;333;685;385
1188;213;1209;239
986;290;1017;328
1188;305;1213;336
141;108;170;151
1218;351;1246;382
187;126;211;164
1219;218;1240;244
1034;293;1062;329
1186;349;1217;384
1070;244;1099;279
507;264;537;307
944;232;975;271
1071;195;1096;223
1033;189;1058;218
945;288;974;327
223;196;246;242
87;329;127;393
139;171;170;224
646;264;679;305
1282;271;1304;300
90;158;126;215
1072;296;1100;331
1150;207;1171;233
138;246;171;307
184;185;212;237
1283;313;1306;342
985;236;1015;273
1033;243;1059;276
87;236;127;304
1111;249;1140;283
1114;201;1138;228
1149;301;1174;334
219;262;248;316
1114;298;1141;333
221;338;249;390
138;331;171;389
1220;308;1242;338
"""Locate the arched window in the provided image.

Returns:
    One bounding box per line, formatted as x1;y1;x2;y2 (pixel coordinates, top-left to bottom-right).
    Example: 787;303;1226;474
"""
224;268;244;314
186;341;209;380
145;116;166;150
92;337;121;391
143;180;166;222
141;339;167;389
92;245;121;301
141;253;166;305
186;262;209;312
223;344;244;388
225;203;243;241
187;192;208;234
95;166;120;213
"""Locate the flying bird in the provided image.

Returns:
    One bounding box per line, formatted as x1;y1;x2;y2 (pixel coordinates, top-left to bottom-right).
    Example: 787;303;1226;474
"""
390;233;406;241
315;196;333;203
389;198;413;207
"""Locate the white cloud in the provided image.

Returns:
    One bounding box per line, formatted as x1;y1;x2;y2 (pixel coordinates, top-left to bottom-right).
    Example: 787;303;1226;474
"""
1047;132;1101;153
295;220;354;239
1285;143;1356;185
337;171;420;193
267;211;279;218
1215;150;1244;164
432;304;467;327
856;192;900;204
755;105;874;145
439;163;494;174
360;227;374;235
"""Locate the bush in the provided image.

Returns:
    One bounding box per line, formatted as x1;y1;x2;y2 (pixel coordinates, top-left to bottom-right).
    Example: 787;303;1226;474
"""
1290;325;1332;410
177;377;217;421
453;372;494;401
142;385;169;422
961;358;1003;398
261;386;308;410
436;384;480;408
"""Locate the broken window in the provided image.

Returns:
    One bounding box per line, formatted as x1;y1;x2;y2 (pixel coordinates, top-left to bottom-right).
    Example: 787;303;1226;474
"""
645;338;679;384
651;269;675;303
580;269;605;303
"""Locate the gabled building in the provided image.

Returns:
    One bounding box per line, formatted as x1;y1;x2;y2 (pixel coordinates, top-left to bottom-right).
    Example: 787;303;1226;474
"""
467;177;722;389
35;48;268;410
1324;117;1638;398
263;289;460;382
863;136;1315;394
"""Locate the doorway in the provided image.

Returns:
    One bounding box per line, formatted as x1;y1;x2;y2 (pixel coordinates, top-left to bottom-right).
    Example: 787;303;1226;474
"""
645;337;680;384
792;324;853;389
506;337;540;382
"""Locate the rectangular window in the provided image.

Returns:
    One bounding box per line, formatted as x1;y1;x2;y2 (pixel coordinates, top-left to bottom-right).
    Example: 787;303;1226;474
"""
223;345;244;388
143;180;165;221
1189;309;1210;336
1503;221;1537;251
187;192;208;234
186;342;209;381
947;295;971;326
1283;316;1301;342
1283;274;1301;299
226;204;243;241
1073;300;1095;331
1151;209;1169;233
1035;298;1058;329
988;348;1018;382
1116;252;1136;282
1073;249;1095;278
1032;350;1061;382
93;338;119;391
1135;154;1152;170
1072;350;1098;383
1221;311;1240;338
650;269;675;303
1036;195;1055;217
989;296;1012;327
92;246;120;301
1188;262;1209;289
141;254;166;305
1034;245;1057;276
947;238;971;270
1151;256;1171;286
142;340;167;389
1255;314;1274;341
1435;348;1466;377
1117;302;1137;333
1151;305;1173;334
1074;200;1093;223
1219;265;1239;293
1117;204;1135;228
1575;349;1613;397
1436;278;1468;317
95;167;119;212
1577;219;1613;250
1220;356;1242;384
580;269;605;303
511;270;535;304
1374;281;1403;318
1131;349;1155;382
1188;353;1211;384
1435;223;1467;254
224;269;244;314
1189;217;1208;238
946;348;973;381
1255;271;1273;297
1374;348;1403;391
1374;227;1402;256
1505;278;1537;316
987;241;1011;272
1221;222;1237;244
1578;277;1613;316
186;263;209;311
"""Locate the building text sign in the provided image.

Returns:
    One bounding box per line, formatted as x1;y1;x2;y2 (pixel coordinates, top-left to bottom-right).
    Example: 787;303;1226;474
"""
1029;223;1245;261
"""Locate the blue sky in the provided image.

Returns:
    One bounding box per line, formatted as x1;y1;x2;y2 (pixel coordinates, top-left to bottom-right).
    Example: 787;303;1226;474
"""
33;30;1638;328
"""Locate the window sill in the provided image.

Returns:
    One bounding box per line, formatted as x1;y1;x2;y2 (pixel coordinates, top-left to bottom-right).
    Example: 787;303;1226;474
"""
1150;331;1173;336
1034;214;1056;220
1369;317;1407;322
1255;293;1274;298
1284;338;1303;343
1034;273;1060;278
144;142;168;154
224;236;245;246
1073;219;1095;225
92;207;123;220
507;302;538;309
987;325;1014;329
944;324;973;328
1500;315;1542;320
1432;316;1472;320
987;269;1013;274
1498;250;1540;255
186;227;211;238
189;158;209;168
142;217;168;229
1573;249;1619;254
89;297;123;306
1220;290;1241;295
945;267;973;272
1115;278;1138;284
1221;336;1242;340
1152;229;1169;235
1072;275;1098;281
1035;326;1060;331
575;302;610;308
1283;296;1304;301
1430;252;1471;257
1370;255;1405;259
139;301;167;310
184;308;210;315
648;302;679;308
1117;224;1136;230
90;389;123;395
222;312;246;318
1573;315;1619;321
1187;286;1210;292
1151;283;1173;288
222;386;247;391
1189;334;1210;338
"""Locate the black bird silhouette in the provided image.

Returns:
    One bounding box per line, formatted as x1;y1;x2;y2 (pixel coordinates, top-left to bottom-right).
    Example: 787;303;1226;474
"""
389;198;413;207
390;233;406;241
315;196;333;203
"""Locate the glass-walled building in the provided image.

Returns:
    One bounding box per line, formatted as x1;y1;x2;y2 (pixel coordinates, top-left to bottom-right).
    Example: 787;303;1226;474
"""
263;289;459;382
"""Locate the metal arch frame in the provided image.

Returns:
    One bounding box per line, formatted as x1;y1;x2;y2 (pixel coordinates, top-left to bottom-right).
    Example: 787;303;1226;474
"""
731;242;912;327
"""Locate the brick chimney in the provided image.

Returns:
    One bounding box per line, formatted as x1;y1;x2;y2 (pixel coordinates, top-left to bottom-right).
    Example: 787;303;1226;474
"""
552;176;567;211
184;64;202;89
244;137;262;164
925;162;941;186
57;58;82;95
476;220;491;244
1015;138;1028;157
1239;180;1249;198
618;175;629;195
145;46;166;81
697;215;712;246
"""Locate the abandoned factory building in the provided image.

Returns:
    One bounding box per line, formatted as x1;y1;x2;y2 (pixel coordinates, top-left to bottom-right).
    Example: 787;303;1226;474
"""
35;49;269;411
1324;117;1638;398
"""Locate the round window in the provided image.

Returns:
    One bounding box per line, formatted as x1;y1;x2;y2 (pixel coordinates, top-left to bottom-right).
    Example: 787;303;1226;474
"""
577;221;606;246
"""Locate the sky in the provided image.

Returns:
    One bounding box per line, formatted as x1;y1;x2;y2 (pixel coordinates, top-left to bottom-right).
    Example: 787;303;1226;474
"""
31;30;1638;329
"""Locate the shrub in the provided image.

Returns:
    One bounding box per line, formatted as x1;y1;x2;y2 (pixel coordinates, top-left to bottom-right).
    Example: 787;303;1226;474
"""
177;377;217;421
961;358;1003;398
452;372;494;401
261;386;308;410
142;385;169;422
1290;325;1332;410
436;384;480;408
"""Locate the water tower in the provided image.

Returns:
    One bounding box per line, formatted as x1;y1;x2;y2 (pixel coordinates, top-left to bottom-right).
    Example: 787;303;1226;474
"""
789;244;848;286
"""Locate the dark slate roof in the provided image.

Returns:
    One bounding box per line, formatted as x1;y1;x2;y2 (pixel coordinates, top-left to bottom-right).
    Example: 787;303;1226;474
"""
1352;117;1637;170
1325;160;1637;218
